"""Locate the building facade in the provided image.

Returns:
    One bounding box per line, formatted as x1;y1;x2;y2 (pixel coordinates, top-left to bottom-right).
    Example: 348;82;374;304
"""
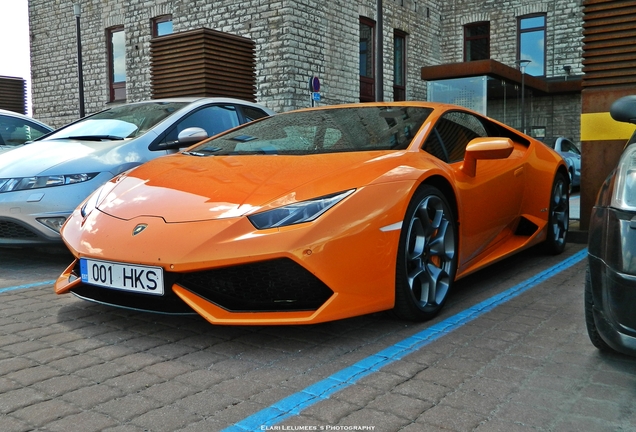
28;0;583;136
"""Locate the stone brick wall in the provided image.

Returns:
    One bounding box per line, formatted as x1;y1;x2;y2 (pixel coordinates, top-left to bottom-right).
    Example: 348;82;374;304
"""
438;0;583;77
28;0;582;136
29;0;446;127
436;0;583;141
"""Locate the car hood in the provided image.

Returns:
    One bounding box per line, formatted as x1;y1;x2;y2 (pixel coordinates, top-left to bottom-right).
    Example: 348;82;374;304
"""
0;138;149;177
97;151;414;223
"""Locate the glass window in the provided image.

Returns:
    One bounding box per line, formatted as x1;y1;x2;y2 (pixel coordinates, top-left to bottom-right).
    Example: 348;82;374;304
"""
160;105;241;145
360;20;374;78
518;15;546;76
464;22;490;61
360;18;375;102
46;101;188;140
190;106;433;155
423;111;488;163
241;106;270;122
562;139;580;155
152;15;173;37
0;116;50;146
394;31;407;101
108;26;126;101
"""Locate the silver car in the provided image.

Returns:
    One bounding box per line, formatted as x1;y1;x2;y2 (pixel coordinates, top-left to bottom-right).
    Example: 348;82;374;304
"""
546;137;581;189
0;97;274;246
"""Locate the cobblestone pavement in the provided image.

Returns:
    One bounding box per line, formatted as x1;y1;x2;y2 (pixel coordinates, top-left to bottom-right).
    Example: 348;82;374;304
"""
0;242;634;432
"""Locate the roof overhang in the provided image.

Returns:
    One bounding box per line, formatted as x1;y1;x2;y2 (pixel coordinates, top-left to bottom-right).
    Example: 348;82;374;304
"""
421;59;581;95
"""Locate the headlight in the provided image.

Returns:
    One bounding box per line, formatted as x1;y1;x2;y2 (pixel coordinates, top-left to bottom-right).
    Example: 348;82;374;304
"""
80;178;120;218
0;173;98;193
248;189;355;229
612;144;636;211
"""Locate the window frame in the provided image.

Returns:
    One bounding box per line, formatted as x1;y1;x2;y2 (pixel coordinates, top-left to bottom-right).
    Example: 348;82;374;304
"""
463;21;490;62
517;14;547;77
393;30;407;101
107;26;126;102
152;15;173;38
359;17;375;102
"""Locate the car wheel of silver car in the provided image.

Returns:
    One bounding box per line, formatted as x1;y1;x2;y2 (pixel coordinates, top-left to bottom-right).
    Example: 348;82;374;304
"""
394;185;458;321
544;171;569;254
584;266;613;352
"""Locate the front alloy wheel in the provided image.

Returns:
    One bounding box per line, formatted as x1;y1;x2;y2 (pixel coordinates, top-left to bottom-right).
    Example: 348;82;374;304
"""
394;186;458;321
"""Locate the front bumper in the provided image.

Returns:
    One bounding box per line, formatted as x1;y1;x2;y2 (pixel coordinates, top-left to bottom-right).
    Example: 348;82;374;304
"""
0;173;112;246
587;205;636;356
55;181;410;325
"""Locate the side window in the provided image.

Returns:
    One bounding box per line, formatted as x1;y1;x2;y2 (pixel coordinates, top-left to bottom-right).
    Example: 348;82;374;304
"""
0;118;49;146
563;139;580;155
241;106;270;122
422;112;488;162
160;105;240;146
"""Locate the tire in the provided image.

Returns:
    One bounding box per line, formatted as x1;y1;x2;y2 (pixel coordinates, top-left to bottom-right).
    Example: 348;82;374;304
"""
544;171;569;254
584;266;613;352
393;185;458;321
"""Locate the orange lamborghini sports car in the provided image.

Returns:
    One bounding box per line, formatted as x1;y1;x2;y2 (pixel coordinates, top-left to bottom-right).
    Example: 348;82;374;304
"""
55;102;569;325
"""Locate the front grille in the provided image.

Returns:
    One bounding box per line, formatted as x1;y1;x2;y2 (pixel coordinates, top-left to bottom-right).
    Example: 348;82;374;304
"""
176;258;334;312
0;220;39;239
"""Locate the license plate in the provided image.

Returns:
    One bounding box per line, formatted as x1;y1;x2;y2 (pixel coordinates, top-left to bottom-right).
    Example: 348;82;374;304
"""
80;258;164;295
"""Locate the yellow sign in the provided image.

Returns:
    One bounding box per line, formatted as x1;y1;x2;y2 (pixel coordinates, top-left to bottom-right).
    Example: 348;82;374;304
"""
581;112;636;141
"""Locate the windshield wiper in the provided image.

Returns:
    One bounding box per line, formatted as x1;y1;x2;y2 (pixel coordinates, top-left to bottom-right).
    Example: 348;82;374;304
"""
183;146;222;157
63;135;125;141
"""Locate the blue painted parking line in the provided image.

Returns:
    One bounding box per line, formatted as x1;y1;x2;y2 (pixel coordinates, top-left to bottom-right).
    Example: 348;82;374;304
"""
0;280;56;294
224;248;588;432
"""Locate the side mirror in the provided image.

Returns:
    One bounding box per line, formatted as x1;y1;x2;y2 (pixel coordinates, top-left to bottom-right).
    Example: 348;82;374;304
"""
610;95;636;125
177;127;208;146
460;137;514;177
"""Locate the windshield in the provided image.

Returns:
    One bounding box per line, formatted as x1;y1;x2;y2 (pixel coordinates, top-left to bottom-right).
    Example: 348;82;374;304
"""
46;101;189;140
188;106;433;156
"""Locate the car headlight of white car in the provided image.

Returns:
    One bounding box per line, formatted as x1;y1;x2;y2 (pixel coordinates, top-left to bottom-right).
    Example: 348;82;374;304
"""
0;173;98;193
612;144;636;211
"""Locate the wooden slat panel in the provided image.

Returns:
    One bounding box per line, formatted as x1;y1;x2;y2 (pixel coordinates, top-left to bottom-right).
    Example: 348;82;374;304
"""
0;77;26;114
150;28;256;102
582;0;636;89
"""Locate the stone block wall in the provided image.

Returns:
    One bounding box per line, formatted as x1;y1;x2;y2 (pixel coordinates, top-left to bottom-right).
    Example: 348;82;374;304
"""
27;0;582;134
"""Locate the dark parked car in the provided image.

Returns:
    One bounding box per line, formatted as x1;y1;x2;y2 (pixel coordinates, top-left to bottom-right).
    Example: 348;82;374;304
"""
586;95;636;357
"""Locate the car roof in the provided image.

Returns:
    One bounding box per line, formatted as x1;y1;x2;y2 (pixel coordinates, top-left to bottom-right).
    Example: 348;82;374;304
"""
119;97;276;115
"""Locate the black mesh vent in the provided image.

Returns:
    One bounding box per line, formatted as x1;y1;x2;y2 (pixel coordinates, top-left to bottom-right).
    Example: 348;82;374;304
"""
0;220;39;239
176;258;334;312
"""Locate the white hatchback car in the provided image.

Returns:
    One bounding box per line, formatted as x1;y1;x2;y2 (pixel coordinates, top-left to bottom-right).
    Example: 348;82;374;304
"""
0;97;274;246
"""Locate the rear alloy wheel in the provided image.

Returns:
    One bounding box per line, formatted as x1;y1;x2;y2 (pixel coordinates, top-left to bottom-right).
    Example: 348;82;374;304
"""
544;171;569;254
394;186;458;321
